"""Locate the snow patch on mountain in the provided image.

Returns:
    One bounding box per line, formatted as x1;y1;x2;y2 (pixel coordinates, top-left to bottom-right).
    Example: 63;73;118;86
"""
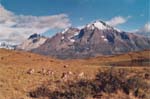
61;36;65;40
74;32;80;36
70;39;75;42
62;28;69;34
114;28;122;32
0;42;16;49
93;20;108;30
86;20;112;30
101;35;105;38
103;38;108;42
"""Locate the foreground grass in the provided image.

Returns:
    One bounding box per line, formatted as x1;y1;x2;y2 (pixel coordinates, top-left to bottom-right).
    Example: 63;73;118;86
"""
29;67;150;99
0;49;150;99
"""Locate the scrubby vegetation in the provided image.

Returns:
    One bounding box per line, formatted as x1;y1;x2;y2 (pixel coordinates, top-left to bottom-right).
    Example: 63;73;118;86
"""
29;68;150;99
1;49;149;99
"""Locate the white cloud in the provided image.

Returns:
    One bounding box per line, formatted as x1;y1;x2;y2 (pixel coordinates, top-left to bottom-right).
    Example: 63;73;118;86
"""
137;23;150;33
106;16;129;27
76;16;130;30
0;4;71;44
130;23;150;37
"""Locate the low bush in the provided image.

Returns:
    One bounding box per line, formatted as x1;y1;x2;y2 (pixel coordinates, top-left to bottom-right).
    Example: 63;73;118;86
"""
29;68;150;99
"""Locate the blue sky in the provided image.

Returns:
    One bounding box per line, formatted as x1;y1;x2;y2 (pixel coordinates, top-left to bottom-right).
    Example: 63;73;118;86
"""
0;0;149;44
1;0;149;29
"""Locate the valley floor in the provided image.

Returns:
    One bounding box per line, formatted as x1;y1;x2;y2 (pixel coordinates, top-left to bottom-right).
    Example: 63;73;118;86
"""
0;49;150;99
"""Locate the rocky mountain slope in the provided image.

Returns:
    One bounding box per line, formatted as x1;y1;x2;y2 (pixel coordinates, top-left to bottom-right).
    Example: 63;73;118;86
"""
16;20;150;59
27;20;150;59
16;33;47;51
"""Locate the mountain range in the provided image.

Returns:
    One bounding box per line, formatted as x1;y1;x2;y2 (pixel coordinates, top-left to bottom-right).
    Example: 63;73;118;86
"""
0;42;16;50
13;20;150;59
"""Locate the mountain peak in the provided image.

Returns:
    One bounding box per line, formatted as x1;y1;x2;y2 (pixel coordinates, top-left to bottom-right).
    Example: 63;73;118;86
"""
61;27;80;34
17;33;47;51
94;20;106;25
86;20;112;30
28;33;41;39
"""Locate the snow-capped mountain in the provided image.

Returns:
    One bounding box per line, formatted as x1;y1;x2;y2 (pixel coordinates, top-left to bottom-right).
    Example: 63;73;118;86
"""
16;33;47;51
85;20;113;30
27;20;150;59
0;42;16;50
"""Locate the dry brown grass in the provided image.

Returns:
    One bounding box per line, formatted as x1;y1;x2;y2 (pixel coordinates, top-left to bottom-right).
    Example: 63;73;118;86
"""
29;68;150;99
0;49;150;99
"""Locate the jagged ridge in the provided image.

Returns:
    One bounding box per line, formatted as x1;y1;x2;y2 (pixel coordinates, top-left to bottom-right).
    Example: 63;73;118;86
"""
17;20;150;59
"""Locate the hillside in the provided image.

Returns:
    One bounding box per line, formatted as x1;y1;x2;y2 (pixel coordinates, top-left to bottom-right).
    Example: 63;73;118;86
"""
0;49;100;99
66;50;150;67
15;21;150;59
0;49;150;99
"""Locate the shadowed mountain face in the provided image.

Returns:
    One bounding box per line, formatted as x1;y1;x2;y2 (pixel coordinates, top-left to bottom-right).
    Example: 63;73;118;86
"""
18;20;150;59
